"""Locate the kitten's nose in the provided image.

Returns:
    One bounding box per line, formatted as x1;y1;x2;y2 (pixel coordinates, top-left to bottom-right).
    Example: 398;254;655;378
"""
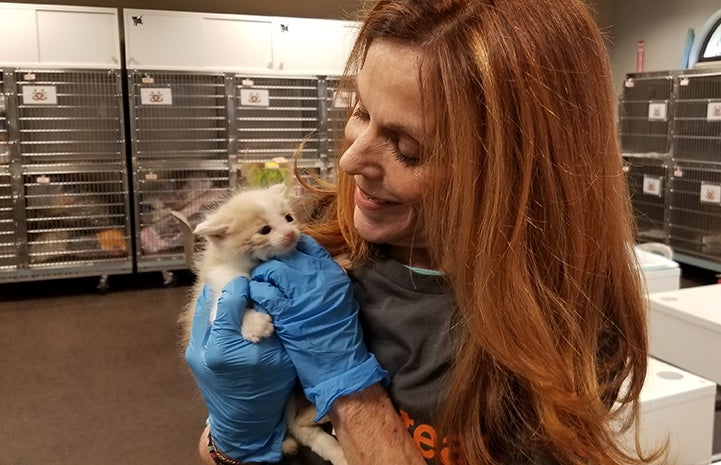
283;230;297;245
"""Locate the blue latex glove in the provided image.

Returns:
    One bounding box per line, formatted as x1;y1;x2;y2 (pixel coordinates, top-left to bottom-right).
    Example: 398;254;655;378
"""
185;276;297;463
249;235;389;420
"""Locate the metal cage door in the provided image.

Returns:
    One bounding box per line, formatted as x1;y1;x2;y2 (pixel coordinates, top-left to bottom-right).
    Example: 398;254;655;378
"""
4;69;132;283
128;71;231;272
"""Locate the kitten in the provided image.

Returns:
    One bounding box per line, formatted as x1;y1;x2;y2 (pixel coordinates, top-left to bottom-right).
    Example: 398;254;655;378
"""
180;183;300;342
179;183;347;465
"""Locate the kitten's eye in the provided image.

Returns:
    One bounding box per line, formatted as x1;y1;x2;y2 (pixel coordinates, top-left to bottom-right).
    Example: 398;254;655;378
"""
285;214;294;223
259;225;272;235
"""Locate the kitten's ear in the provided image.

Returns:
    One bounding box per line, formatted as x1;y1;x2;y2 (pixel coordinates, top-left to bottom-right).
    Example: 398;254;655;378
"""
193;217;228;239
269;182;287;197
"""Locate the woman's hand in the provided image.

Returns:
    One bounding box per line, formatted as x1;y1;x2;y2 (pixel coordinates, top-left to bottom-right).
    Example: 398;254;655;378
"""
185;277;297;463
249;235;388;420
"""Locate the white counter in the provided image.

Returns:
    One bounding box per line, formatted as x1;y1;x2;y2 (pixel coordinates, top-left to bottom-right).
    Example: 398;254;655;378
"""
621;358;717;465
635;247;681;294
648;284;721;385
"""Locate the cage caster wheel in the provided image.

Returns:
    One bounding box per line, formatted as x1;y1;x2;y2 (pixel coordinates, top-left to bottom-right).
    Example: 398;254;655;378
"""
161;270;177;287
97;275;110;294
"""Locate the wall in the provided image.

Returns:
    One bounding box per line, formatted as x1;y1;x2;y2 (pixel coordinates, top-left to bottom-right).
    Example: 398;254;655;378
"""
586;0;614;33
0;0;364;20
609;0;721;93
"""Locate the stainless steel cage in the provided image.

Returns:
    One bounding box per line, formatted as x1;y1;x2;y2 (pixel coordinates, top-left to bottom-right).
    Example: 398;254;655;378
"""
234;75;321;164
0;68;132;285
23;165;130;265
133;163;229;271
668;161;721;265
623;155;669;243
619;72;675;156
323;76;351;173
127;71;342;275
129;71;230;163
0;70;17;272
14;70;125;166
673;72;721;165
128;71;232;273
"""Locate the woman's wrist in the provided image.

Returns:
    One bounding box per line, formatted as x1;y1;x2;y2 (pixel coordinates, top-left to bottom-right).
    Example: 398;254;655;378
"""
329;383;426;464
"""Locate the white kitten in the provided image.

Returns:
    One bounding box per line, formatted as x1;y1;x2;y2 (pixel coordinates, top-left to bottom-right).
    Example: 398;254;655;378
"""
180;183;347;465
189;183;299;341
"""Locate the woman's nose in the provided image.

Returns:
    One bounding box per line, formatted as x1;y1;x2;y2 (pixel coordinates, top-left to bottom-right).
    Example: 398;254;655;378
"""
339;127;383;180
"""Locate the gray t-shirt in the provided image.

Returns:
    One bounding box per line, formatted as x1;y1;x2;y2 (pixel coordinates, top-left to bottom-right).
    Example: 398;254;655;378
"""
351;257;456;447
283;256;455;465
284;256;559;465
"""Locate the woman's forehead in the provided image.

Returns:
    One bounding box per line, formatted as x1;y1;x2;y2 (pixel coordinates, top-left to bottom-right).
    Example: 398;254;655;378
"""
356;40;427;140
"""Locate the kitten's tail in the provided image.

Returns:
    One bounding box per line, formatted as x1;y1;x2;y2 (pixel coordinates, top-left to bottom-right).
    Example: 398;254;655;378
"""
286;392;347;465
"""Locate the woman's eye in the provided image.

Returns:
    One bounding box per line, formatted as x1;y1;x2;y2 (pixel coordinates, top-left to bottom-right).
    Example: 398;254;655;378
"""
285;214;294;222
392;149;421;167
259;225;272;235
351;104;370;121
393;135;421;166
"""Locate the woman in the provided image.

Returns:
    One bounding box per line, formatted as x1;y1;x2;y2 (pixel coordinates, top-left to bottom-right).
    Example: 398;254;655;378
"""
186;0;655;464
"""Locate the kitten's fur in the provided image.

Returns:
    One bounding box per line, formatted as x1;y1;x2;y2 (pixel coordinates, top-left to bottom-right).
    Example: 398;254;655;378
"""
180;183;347;465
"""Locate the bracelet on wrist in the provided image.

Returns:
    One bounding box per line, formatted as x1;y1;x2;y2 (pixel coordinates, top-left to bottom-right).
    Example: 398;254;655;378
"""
206;430;261;465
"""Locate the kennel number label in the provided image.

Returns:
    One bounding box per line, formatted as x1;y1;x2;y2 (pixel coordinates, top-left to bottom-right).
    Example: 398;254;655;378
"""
643;175;663;197
648;102;667;122
707;101;721;121
700;183;721;204
140;88;173;105
22;86;57;105
240;88;270;107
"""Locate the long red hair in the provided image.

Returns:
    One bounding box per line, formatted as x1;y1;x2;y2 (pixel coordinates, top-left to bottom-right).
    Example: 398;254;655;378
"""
299;1;656;464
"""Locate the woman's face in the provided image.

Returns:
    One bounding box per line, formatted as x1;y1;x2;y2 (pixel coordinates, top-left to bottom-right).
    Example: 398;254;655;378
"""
340;39;432;259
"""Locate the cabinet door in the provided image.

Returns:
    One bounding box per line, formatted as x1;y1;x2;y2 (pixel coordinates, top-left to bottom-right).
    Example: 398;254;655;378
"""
125;10;275;72
125;10;206;69
0;5;119;68
36;9;119;66
203;16;274;72
0;7;39;64
273;18;359;75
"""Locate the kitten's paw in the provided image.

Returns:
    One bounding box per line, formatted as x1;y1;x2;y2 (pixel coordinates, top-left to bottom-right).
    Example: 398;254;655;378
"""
241;309;274;343
282;437;299;456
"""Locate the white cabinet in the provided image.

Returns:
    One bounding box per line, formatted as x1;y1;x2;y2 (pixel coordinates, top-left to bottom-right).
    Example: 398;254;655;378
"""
123;9;358;75
272;18;358;75
124;10;206;70
0;6;37;64
0;3;120;68
204;17;274;72
124;10;276;71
